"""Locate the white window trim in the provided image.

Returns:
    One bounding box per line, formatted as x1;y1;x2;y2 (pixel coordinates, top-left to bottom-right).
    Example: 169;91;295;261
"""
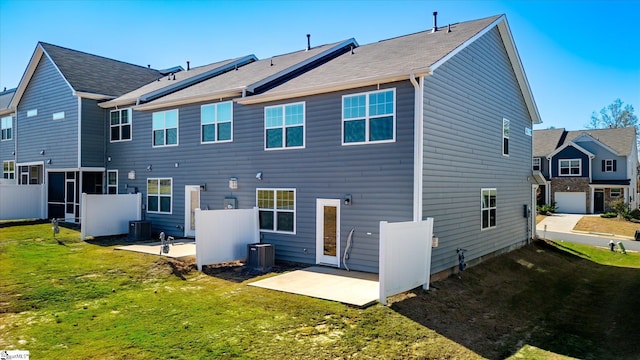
3;160;15;180
502;118;510;157
26;109;38;117
342;88;396;146
152;109;179;148
52;111;65;120
256;188;296;234
107;170;118;194
532;157;541;171
559;158;581;176
110;108;132;143
604;159;614;172
200;101;233;144
264;102;306;151
147;177;173;214
481;188;497;230
1;116;12;141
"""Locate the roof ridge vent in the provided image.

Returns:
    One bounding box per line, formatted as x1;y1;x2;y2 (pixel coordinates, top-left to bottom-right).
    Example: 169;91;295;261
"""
432;11;438;33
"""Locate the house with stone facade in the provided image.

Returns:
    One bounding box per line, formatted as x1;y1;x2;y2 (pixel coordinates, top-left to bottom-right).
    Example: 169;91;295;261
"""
533;127;638;213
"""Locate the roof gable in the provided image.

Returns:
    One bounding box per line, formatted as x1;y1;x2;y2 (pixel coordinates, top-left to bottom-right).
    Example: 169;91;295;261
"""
0;88;16;115
535;127;636;158
547;141;595;160
9;42;162;109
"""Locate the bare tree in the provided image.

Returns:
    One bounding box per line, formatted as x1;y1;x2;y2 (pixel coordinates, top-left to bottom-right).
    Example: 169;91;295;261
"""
586;98;638;130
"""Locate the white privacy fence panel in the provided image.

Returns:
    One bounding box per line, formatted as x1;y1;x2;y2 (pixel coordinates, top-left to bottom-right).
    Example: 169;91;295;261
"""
0;184;46;220
379;218;434;305
81;193;142;240
195;207;259;271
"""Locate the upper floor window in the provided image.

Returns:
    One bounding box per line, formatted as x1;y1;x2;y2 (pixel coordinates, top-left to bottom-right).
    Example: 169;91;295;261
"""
532;158;541;171
481;188;497;230
201;101;232;143
264;102;305;150
3;160;15;180
559;159;581;176
52;112;65;120
147;178;172;213
107;170;118;194
26;109;37;117
257;188;296;233
502;118;510;156
602;159;617;172
343;89;395;144
1;116;11;140
152;109;178;147
111;109;132;142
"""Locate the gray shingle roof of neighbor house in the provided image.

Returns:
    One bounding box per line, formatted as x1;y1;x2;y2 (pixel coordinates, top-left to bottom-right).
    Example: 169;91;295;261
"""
533;127;637;157
235;14;540;124
38;42;163;97
134;39;358;111
0;88;16;113
99;55;258;108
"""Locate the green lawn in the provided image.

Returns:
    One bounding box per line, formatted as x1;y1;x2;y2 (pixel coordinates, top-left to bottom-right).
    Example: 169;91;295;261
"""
1;224;639;359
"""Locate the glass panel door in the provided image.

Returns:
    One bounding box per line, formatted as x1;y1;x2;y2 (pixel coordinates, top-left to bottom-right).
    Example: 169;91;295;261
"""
316;199;340;266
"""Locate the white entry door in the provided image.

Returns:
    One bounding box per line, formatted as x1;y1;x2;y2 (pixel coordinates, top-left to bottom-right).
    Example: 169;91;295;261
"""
184;185;201;237
316;199;340;267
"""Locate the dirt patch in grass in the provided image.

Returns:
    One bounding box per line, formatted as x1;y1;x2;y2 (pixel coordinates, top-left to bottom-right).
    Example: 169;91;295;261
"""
574;216;640;237
389;240;640;360
202;260;307;282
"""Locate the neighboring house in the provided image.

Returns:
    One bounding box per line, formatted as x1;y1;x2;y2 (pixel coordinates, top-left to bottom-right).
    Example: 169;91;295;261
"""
533;127;638;214
4;42;163;221
99;14;541;276
0;88;17;184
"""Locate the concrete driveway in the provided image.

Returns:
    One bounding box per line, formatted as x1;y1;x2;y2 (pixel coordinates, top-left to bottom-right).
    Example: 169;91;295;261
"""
536;213;585;234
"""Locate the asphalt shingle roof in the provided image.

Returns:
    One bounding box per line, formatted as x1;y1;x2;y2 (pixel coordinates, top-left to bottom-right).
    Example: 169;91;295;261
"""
40;42;162;97
0;88;16;111
255;15;501;95
534;127;636;157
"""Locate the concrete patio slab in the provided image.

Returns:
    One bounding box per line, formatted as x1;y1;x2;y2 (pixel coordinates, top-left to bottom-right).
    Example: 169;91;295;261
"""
249;266;379;307
115;239;196;260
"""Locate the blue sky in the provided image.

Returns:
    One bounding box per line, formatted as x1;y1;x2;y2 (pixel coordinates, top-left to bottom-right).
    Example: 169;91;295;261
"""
0;0;638;130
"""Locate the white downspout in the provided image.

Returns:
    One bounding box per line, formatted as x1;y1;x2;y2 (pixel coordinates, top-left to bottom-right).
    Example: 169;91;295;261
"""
410;73;424;222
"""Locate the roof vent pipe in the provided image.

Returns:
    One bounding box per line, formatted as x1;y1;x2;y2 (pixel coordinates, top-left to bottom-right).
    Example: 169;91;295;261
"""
306;34;311;51
432;11;438;33
187;61;190;71
447;23;451;33
147;64;151;68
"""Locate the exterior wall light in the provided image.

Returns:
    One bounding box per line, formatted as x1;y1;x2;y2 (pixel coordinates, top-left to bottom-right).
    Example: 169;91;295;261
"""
344;194;352;206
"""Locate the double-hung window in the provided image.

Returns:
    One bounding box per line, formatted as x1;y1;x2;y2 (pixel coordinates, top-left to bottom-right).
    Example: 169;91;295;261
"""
264;102;305;149
532;158;541;171
1;116;12;140
3;160;14;180
603;159;616;172
559;159;581;176
152;109;178;147
502;118;510;156
342;89;395;144
481;188;497;230
107;170;118;194
147;178;172;213
201;101;232;143
257;188;296;233
111;108;132;142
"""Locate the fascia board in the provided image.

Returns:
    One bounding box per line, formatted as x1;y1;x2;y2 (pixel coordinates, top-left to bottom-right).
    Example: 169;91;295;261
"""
133;89;243;111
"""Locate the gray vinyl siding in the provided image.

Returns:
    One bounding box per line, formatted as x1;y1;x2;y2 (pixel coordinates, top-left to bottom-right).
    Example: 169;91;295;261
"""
80;98;107;167
107;81;415;273
17;55;78;167
574;140;627;181
422;27;533;274
0;115;15;172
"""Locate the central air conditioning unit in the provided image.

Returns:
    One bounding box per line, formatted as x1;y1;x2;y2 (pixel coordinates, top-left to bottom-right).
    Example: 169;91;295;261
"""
129;220;151;242
247;243;275;272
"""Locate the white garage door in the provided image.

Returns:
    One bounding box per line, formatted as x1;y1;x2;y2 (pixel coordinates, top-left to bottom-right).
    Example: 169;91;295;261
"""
555;192;586;214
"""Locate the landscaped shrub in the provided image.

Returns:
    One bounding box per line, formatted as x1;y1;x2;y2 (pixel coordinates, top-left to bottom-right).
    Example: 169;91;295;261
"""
600;212;618;218
607;198;631;220
629;208;640;220
536;202;557;215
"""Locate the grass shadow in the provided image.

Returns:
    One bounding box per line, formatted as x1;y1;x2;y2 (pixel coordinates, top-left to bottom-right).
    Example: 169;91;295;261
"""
202;260;308;283
389;240;640;360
